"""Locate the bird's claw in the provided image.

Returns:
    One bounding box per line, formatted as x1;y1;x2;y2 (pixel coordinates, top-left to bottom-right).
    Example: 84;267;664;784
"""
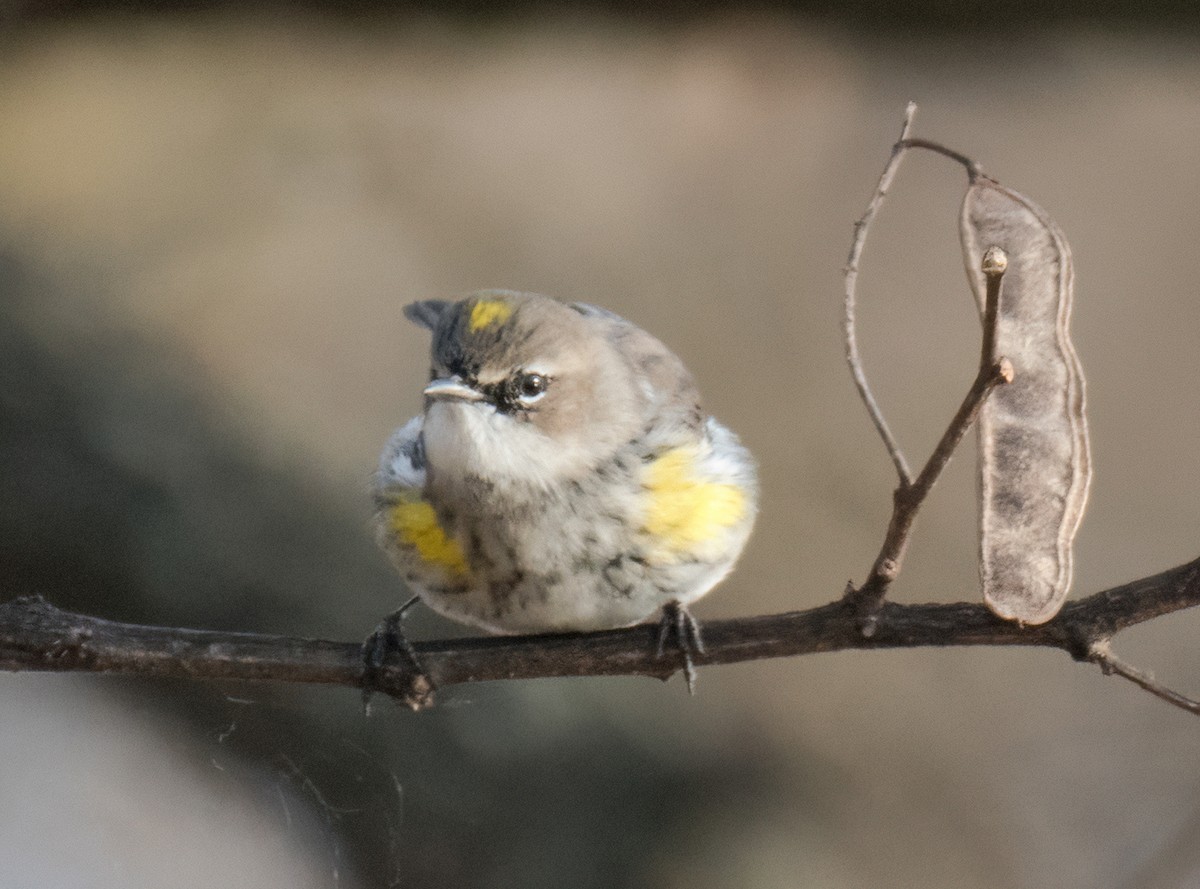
655;600;705;695
361;597;435;712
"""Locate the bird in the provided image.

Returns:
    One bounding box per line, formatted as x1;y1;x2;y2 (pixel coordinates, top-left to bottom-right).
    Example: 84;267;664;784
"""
369;290;757;692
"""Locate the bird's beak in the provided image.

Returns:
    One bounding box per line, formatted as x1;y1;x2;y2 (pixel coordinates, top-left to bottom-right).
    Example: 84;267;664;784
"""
424;376;485;403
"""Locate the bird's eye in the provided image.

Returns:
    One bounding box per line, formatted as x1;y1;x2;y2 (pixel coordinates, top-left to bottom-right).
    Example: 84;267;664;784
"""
516;372;548;401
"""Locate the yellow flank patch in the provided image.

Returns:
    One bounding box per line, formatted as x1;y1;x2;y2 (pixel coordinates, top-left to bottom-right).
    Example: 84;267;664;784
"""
468;299;512;332
643;447;746;560
388;499;469;578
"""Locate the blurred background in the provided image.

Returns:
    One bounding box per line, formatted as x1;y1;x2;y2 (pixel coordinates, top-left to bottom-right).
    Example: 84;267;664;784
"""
2;3;1200;887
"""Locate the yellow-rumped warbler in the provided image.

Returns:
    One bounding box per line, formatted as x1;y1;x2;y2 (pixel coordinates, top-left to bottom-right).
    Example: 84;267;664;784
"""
371;290;756;664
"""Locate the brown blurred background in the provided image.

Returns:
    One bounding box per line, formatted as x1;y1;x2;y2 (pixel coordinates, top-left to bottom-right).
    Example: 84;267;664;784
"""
2;5;1200;888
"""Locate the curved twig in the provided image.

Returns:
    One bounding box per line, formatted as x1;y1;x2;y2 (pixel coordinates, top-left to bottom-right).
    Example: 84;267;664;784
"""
844;101;919;486
898;137;983;179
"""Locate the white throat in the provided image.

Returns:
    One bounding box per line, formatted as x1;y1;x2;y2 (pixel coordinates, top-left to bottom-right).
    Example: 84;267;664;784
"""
422;401;596;493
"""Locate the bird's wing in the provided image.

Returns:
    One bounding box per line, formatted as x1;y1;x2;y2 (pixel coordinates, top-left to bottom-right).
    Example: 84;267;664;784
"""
374;415;427;500
373;415;472;587
570;302;704;442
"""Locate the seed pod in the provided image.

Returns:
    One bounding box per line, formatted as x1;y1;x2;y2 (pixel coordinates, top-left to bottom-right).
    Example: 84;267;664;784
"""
960;177;1091;625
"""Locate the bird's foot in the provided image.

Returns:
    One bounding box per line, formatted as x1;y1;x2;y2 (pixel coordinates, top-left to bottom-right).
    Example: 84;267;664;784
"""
655;600;705;695
361;597;436;712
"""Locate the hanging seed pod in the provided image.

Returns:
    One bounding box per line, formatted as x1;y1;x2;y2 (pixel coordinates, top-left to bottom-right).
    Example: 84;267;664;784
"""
960;177;1091;625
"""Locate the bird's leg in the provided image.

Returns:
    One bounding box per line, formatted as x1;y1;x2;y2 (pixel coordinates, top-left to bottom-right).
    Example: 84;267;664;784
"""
361;596;436;712
655;600;706;694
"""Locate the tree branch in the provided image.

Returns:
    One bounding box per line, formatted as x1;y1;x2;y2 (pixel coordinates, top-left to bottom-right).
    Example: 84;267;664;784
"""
3;555;1199;710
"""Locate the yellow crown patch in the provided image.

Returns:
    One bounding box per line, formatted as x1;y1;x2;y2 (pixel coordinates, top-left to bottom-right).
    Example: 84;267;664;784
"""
469;299;513;332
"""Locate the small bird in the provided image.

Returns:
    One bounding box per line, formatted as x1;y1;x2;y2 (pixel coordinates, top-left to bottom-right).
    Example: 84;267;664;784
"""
371;290;757;687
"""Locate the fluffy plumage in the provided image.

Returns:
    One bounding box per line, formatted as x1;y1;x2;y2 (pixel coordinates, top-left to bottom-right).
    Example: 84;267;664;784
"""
373;290;756;634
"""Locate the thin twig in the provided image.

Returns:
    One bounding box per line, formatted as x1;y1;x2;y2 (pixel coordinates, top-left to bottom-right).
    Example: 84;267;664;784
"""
844;101;918;486
897;138;983;179
910;252;1012;499
1089;640;1200;716
847;247;1012;629
1;555;1199;712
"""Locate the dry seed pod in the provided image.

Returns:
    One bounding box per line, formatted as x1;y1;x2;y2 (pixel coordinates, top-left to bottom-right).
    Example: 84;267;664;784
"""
961;177;1091;625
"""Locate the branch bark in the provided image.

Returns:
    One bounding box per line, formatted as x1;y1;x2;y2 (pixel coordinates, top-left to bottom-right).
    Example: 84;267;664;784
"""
3;554;1199;711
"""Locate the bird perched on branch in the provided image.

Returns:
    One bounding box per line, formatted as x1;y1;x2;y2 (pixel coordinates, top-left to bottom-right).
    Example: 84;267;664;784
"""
370;290;757;690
